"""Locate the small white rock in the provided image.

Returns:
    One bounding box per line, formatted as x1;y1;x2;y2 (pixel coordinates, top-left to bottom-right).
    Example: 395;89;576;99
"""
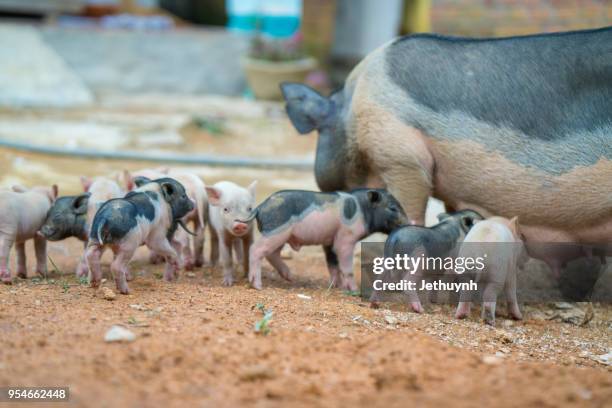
384;314;398;325
297;294;312;300
104;325;136;343
482;355;502;365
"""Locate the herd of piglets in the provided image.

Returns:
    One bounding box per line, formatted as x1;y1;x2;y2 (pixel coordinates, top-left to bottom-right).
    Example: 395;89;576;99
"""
1;168;527;325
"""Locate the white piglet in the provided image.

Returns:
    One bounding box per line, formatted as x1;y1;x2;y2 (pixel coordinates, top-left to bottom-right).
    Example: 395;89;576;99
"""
455;216;527;325
0;185;58;283
206;181;257;286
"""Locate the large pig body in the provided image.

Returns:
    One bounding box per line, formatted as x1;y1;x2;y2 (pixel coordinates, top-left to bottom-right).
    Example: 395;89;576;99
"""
247;189;407;290
0;185;58;283
455;216;527;325
282;27;612;258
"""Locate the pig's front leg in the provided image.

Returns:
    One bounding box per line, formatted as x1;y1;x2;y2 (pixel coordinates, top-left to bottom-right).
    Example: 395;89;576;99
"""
16;242;27;279
0;235;15;284
149;238;179;282
333;240;358;292
209;227;219;267
220;233;235;286
323;245;341;288
33;234;48;278
76;242;89;278
241;233;252;278
193;220;205;268
85;244;104;288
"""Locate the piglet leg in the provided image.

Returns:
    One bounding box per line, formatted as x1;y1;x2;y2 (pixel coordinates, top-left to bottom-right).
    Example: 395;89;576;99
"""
241;234;252;278
323;245;342;288
111;247;136;295
0;236;14;284
85;244;104;288
193;220;205;267
219;234;235;286
149;238;179;282
482;282;501;326
16;242;27;279
33;234;48;278
265;247;291;281
209;227;219;267
505;269;522;320
334;242;358;292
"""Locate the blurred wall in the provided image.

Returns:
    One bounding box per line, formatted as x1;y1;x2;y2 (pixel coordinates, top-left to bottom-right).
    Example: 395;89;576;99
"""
431;0;612;37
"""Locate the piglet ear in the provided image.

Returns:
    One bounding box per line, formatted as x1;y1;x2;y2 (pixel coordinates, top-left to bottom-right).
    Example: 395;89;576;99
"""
80;176;92;192
366;190;381;204
205;187;222;206
51;184;59;200
133;176;152;188
437;213;451;222
123;170;134;191
280;82;332;134
11;184;27;193
160;182;175;201
247;180;258;198
73;193;90;215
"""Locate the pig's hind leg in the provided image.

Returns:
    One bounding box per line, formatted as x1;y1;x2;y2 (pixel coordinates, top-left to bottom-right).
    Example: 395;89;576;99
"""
323;245;342;288
0;235;15;284
333;241;358;292
85;244;104;288
265;247;291;281
111;246;137;294
504;268;522;320
193;219;205;267
249;232;291;290
482;281;502;325
16;242;27;279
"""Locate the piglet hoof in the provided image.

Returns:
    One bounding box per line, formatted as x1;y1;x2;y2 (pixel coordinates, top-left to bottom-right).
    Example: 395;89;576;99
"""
509;310;523;321
90;279;100;289
17;271;27;279
410;302;424;314
222;276;234;287
455;311;468;320
194;258;204;268
125;270;134;282
118;286;130;295
1;275;13;285
370;301;380;309
184;261;195;272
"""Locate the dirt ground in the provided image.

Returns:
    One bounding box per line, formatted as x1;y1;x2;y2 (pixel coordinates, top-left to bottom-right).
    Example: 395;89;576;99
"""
0;98;610;407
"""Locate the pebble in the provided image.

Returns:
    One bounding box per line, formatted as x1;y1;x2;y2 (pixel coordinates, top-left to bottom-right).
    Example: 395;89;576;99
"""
101;287;116;301
185;272;196;278
297;294;312;300
384;314;398;325
104;325;136;343
482;355;502;365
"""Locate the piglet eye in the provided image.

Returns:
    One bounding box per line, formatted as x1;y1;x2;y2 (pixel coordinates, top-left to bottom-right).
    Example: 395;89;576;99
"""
223;208;229;213
247;207;252;212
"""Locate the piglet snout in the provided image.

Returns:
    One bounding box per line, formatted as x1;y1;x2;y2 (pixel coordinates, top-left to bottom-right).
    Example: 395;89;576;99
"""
232;221;249;235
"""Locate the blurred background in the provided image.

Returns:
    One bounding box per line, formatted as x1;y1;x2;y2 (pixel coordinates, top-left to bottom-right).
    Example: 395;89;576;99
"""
0;0;610;197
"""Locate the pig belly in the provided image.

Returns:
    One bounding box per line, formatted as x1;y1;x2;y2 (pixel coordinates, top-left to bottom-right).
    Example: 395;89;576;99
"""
288;209;342;247
430;140;612;243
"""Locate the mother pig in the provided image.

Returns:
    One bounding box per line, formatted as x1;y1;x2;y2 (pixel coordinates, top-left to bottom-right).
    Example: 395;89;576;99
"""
281;27;612;248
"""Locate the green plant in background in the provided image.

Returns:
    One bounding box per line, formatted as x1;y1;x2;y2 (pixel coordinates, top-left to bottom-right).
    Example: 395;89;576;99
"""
249;33;305;62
